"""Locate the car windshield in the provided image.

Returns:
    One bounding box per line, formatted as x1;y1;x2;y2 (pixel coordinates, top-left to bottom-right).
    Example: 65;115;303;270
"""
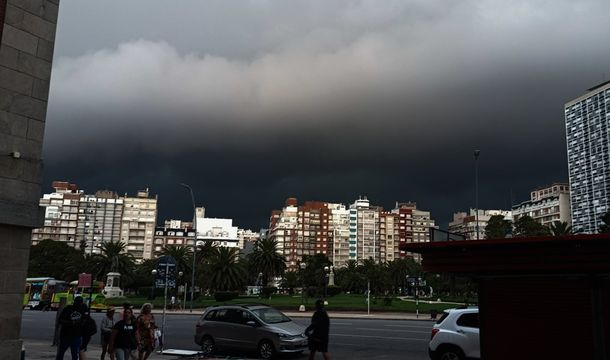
251;308;291;324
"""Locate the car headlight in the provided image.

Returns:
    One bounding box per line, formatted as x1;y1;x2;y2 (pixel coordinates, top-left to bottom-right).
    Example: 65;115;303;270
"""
277;333;297;340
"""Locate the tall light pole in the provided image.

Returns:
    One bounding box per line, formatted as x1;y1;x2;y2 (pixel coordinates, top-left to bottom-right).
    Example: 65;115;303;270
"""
299;263;306;310
180;183;198;313
474;150;481;240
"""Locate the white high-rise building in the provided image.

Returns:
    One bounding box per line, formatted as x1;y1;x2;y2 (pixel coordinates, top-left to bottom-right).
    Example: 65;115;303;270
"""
349;197;381;263
120;189;158;261
76;191;124;254
329;203;350;267
565;81;610;233
31;181;81;247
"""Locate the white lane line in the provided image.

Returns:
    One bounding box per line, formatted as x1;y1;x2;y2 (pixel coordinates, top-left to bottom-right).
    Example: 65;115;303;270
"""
331;333;428;342
384;324;434;329
354;327;429;334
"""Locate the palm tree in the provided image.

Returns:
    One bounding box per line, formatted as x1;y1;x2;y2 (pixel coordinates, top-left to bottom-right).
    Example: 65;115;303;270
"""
599;211;610;233
207;247;246;292
549;221;573;236
247;238;287;286
157;245;192;276
92;241;135;280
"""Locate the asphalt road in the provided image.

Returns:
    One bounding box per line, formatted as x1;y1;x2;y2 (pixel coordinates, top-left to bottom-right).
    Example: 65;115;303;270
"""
21;310;433;359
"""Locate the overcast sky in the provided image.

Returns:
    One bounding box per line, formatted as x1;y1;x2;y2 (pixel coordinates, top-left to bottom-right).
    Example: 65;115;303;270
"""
43;0;610;230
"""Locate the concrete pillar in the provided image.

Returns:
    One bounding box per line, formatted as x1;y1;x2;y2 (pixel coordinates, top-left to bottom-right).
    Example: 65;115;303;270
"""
0;0;60;359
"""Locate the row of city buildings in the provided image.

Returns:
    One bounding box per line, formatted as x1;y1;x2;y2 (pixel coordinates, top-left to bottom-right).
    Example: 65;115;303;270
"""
30;181;260;261
29;80;610;268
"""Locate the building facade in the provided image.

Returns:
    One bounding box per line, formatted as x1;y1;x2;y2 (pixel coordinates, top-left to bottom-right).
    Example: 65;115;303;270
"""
448;209;512;240
120;189;158;261
153;225;196;254
512;183;571;227
195;207;240;248
0;1;60;357
391;202;435;262
31;181;80;247
565;82;610;233
329;203;350;267
349;197;381;263
76;190;123;254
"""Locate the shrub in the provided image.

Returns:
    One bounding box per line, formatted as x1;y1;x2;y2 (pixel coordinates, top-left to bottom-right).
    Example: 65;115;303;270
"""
326;285;342;297
261;286;277;298
214;291;239;302
383;297;392;306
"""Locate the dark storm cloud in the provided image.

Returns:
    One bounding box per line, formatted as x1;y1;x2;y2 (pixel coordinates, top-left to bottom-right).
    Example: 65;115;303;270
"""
42;0;610;228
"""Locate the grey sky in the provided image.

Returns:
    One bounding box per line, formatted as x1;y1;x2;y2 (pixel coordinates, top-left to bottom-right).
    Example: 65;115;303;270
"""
43;0;610;228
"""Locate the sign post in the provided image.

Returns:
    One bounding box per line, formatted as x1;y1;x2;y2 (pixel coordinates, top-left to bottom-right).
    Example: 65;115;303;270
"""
155;256;177;353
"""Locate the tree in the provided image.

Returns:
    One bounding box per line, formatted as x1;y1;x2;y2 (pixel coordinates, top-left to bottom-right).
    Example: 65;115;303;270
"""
207;247;246;292
157;245;192;276
549;221;573;236
484;215;512;239
247;238;286;286
386;258;421;294
280;271;299;294
599;211;610;233
335;260;366;294
91;241;135;280
28;239;83;280
513;215;550;237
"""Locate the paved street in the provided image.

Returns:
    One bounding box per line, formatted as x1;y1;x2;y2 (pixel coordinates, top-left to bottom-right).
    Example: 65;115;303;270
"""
21;310;433;359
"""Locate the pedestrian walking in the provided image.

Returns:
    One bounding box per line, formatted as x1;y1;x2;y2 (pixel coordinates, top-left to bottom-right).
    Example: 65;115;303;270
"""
305;299;331;360
135;303;157;360
109;307;138;360
100;307;116;360
80;309;98;360
55;296;88;360
53;297;68;346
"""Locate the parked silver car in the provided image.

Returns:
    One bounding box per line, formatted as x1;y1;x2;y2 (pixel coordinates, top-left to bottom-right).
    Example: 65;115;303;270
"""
194;304;308;359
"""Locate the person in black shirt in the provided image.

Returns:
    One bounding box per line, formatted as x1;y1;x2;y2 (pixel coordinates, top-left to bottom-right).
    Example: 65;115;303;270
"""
305;299;331;360
56;296;88;360
109;308;138;360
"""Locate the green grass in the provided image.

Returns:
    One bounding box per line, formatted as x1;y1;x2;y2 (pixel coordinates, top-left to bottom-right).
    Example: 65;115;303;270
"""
107;293;466;314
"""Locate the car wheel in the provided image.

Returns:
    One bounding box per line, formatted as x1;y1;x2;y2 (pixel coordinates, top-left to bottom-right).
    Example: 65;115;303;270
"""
200;336;216;356
438;345;465;360
258;340;275;359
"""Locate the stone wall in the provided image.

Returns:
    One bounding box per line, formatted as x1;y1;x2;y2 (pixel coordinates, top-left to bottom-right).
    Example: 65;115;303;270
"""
0;0;59;359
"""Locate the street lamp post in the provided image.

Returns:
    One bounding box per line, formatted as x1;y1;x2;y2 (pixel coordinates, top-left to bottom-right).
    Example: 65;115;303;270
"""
180;183;198;313
474;150;481;240
178;271;183;310
299;263;306;310
150;269;157;300
323;266;330;303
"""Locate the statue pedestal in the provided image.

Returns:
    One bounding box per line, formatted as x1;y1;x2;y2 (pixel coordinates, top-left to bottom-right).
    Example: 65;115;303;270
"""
102;272;124;298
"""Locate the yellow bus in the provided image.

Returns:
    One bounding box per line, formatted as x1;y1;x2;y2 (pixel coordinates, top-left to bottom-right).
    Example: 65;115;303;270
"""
51;280;109;312
24;277;68;310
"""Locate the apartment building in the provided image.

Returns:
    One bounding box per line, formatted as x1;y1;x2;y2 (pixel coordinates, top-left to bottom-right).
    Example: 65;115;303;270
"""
120;189;158;261
153;225;196;254
349;197;381;263
329;204;350;267
448;209;512;240
76;191;124;254
195;207;240;248
237;228;260;250
565;81;610;233
512;183;571;227
392;202;435;262
380;211;400;262
31;181;80;247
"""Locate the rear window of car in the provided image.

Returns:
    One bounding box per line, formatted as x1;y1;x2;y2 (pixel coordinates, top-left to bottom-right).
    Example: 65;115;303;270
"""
436;312;450;324
456;313;479;328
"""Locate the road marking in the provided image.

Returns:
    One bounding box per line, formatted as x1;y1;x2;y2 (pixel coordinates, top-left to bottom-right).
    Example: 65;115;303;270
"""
354;327;429;334
332;322;354;325
384;324;434;329
331;333;428;342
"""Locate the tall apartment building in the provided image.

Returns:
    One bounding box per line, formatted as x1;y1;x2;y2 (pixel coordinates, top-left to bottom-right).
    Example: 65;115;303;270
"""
120;189;158;261
380;211;400;262
392;202;435;262
448;209;512;240
565;81;610;233
268;198;332;270
76;191;123;254
237;228;260;250
329;203;350;267
349;197;381;263
31;181;80;247
0;1;61;356
512;183;571;227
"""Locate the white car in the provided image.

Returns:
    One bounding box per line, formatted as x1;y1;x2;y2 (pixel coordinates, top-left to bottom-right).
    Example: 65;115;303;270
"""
428;308;480;360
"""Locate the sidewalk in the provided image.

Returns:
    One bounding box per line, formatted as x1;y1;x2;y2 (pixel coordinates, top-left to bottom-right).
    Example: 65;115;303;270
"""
22;340;222;360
